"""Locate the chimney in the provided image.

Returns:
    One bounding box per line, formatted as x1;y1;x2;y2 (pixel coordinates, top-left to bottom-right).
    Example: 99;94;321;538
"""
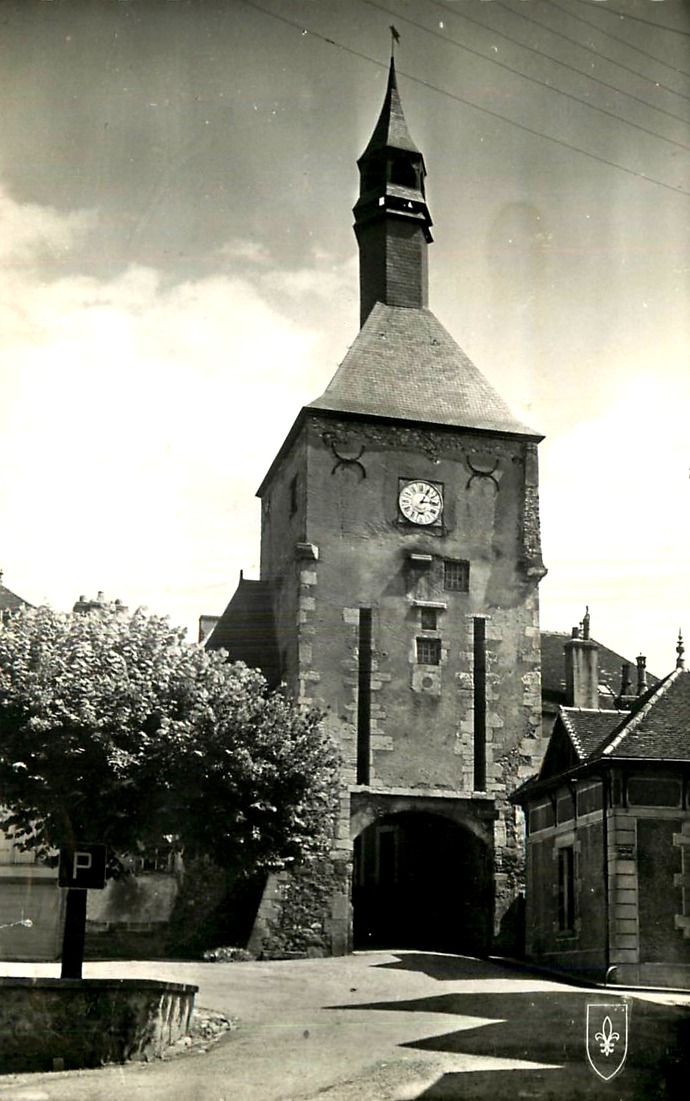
636;654;648;696
615;662;637;710
564;606;599;709
619;663;632;697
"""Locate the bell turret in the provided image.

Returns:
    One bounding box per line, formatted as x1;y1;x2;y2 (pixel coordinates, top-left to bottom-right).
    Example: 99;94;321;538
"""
353;58;433;327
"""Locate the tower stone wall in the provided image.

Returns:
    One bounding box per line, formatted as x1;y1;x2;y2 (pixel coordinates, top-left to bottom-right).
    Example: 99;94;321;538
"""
240;57;547;957
255;409;545;952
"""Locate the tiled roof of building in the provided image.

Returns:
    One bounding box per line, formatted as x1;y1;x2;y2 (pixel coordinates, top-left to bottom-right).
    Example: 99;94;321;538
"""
309;303;539;438
0;575;31;614
596;667;690;761
540;630;657;704
560;708;625;761
359;58;420;159
205;576;281;690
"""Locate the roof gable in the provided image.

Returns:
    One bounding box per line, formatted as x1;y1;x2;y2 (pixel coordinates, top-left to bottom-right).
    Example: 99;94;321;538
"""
309;304;539;437
538;717;582;780
561;707;624;760
538;707;623;781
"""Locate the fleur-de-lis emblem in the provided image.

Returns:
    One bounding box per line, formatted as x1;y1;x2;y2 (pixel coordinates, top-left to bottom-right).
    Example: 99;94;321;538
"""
594;1015;620;1056
586;1003;629;1082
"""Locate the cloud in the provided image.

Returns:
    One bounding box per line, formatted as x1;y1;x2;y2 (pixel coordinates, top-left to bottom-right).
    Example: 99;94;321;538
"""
216;238;272;265
0;196;343;636
215;234;357;308
260;255;358;302
0;186;95;263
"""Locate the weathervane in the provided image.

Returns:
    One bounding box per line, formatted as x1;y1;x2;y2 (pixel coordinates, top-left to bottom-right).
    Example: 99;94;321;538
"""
389;24;400;59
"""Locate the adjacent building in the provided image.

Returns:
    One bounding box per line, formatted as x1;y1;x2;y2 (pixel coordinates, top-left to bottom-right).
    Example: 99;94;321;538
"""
513;629;690;988
0;571;31;621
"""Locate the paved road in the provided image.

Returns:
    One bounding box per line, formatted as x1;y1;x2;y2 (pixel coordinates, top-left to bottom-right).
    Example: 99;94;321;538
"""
0;953;688;1100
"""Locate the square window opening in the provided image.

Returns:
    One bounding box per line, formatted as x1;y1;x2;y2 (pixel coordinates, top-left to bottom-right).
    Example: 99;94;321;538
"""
416;637;441;665
444;559;470;592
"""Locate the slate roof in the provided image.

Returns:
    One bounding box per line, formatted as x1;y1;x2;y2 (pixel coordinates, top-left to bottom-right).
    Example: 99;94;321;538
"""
0;577;31;614
540;630;657;704
597;667;690;761
359;58;420;159
560;708;626;761
205;577;281;689
518;667;690;800
309;303;539;438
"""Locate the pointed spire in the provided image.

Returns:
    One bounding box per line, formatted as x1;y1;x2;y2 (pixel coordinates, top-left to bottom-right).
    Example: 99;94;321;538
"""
360;57;420;160
677;629;685;669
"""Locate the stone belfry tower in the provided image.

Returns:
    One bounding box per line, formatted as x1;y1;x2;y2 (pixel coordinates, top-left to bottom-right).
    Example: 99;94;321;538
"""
213;57;547;956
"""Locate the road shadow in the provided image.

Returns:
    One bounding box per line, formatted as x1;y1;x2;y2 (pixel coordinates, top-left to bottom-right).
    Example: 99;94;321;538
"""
372;951;549;984
331;955;690;1100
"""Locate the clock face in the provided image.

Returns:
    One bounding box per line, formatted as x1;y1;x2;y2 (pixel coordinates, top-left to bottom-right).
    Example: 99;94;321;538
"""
398;480;443;525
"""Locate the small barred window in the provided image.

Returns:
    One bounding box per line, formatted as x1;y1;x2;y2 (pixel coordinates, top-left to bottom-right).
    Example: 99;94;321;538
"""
444;559;469;592
416;637;441;665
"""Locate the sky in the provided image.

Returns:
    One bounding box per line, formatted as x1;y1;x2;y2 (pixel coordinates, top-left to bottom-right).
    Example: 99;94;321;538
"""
1;0;689;677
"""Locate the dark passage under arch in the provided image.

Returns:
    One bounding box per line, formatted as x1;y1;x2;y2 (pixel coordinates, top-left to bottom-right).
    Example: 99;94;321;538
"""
352;811;492;955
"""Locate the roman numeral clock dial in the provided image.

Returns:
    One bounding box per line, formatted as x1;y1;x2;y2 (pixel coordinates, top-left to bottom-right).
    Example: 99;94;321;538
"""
398;480;443;526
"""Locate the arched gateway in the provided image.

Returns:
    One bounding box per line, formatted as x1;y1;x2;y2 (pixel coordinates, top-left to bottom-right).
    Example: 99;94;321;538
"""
352;804;494;955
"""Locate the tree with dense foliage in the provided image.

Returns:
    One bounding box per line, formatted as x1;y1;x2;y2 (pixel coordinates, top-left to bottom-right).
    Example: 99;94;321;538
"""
0;605;339;964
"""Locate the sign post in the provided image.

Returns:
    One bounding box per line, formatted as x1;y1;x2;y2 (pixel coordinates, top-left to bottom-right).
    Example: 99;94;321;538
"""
58;844;107;980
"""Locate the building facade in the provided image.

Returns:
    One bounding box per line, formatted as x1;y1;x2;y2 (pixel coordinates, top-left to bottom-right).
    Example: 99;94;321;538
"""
514;632;690;988
210;60;549;956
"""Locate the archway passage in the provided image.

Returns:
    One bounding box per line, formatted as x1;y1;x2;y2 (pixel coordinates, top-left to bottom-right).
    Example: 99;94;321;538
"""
352;811;492;955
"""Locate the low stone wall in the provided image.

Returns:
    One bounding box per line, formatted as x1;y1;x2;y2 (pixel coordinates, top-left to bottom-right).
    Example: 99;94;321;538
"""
0;977;198;1073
